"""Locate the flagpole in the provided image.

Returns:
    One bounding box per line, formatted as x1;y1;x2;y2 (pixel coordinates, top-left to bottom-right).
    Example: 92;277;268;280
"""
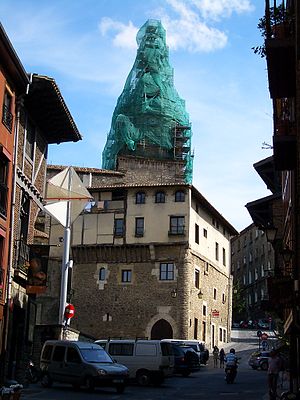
59;168;72;325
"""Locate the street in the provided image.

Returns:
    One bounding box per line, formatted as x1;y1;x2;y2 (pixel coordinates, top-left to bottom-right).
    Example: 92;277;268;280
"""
22;331;273;400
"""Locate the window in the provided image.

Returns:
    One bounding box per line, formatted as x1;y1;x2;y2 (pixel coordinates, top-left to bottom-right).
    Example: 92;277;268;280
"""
203;304;207;316
215;242;219;261
194;318;198;339
202;321;206;342
175;190;185;202
155;191;165;203
203;228;207;238
2;89;13;131
66;347;81;363
25;120;35;160
121;269;131;283
169;216;185;235
219;328;222;342
222;293;226;303
195;269;200;288
52;346;65;362
135;217;144;237
204;262;209;275
0;155;9;217
213;288;217;300
195;223;199;244
222;248;226;266
159;263;174;280
136;192;145;204
114;218;124;237
99;267;106;281
109;343;134;356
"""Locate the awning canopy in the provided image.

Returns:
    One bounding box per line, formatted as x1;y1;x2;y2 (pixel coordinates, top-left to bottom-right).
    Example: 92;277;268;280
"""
25;74;82;144
253;156;281;194
245;193;281;228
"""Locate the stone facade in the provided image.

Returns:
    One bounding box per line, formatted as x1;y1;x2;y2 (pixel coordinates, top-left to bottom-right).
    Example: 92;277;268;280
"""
41;158;237;349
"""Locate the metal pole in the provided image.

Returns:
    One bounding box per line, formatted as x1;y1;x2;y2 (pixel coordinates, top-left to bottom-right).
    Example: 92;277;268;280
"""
59;168;72;325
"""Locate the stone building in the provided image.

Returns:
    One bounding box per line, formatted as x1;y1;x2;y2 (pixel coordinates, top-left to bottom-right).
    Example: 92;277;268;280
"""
40;157;237;349
231;223;275;323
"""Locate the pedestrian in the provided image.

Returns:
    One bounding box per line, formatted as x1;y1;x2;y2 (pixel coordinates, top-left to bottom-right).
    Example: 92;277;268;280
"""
219;348;225;368
212;345;219;368
268;350;282;400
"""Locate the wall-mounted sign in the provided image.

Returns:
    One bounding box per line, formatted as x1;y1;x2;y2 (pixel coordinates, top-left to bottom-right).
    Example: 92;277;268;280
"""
211;309;220;318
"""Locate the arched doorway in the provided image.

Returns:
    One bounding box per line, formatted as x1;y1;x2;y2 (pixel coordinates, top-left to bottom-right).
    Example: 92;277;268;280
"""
151;319;173;339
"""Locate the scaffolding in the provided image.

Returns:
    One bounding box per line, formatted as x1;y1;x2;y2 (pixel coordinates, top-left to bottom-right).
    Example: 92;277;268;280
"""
102;19;193;184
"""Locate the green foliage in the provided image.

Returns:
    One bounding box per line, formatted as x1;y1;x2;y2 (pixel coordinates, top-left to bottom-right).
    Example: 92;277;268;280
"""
232;282;246;317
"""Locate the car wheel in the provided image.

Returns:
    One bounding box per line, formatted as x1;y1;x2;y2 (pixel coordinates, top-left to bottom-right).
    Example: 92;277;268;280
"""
116;384;125;394
136;370;151;386
260;362;268;371
40;373;53;388
85;376;95;392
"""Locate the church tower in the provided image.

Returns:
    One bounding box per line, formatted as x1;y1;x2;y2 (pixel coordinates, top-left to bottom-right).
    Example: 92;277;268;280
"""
102;19;193;184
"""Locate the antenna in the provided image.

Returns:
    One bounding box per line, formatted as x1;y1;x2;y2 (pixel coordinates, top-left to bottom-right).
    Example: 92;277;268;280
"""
262;142;273;149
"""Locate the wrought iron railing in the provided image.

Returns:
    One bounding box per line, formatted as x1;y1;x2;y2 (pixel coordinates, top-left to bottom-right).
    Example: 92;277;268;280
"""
2;104;13;132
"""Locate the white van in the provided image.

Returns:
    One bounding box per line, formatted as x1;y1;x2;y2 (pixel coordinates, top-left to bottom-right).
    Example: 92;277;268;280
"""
95;339;174;386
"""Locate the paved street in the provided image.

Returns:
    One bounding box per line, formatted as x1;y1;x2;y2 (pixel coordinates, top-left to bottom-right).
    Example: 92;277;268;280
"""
22;331;275;400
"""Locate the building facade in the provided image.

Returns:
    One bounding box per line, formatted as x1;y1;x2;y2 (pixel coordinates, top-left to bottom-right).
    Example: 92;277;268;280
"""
231;223;275;323
247;0;300;393
38;158;237;350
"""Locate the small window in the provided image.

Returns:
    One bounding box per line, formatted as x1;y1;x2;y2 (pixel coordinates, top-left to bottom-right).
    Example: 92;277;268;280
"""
114;219;124;237
66;347;81;363
155;191;165;203
213;288;217;300
136;192;145;204
99;267;106;281
135;217;144;237
169;216;185;235
160;263;174;280
52;346;65;362
121;269;131;283
222;293;226;303
195;223;199;244
175;190;185;202
25;120;35;160
195;269;200;289
222;248;226;266
2;89;13;131
203;228;207;238
41;345;53;361
215;242;219;261
203;304;207;316
219;328;222;341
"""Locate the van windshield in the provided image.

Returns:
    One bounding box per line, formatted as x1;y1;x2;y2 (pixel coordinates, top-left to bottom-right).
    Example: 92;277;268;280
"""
80;348;113;363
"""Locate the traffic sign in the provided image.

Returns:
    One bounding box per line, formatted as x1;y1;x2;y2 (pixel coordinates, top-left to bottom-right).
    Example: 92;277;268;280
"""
64;303;75;319
261;333;268;340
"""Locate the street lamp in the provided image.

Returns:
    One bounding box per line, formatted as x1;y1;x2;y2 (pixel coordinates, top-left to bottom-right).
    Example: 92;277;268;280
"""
265;225;278;243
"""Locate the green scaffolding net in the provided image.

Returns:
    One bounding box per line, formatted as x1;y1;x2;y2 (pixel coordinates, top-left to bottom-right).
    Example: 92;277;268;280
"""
102;19;193;184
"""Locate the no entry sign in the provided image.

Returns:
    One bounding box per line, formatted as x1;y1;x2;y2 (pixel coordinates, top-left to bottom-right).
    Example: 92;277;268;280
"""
64;303;75;320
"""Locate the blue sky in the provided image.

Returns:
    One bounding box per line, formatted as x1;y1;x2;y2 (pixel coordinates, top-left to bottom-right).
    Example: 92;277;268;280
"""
0;0;273;232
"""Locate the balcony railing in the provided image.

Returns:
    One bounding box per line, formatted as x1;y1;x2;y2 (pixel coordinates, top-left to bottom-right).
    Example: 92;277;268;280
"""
2;104;13;132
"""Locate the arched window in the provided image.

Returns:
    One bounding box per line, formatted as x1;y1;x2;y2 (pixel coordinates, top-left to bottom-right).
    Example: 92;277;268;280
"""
175;190;185;202
155;191;165;203
136;192;145;204
99;268;106;281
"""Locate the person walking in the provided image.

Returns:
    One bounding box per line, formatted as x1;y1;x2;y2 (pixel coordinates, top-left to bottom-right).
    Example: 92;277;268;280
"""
212;345;219;368
219;348;225;368
268;350;282;400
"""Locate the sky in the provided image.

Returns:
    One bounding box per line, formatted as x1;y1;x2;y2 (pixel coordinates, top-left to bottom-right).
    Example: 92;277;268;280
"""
0;0;273;232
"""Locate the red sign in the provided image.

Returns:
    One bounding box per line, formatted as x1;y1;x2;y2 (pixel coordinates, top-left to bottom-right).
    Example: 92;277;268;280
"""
211;309;220;318
64;304;75;319
261;333;268;340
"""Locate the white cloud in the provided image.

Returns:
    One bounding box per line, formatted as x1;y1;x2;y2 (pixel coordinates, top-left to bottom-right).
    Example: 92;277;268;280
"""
99;18;138;50
98;0;254;53
191;0;254;21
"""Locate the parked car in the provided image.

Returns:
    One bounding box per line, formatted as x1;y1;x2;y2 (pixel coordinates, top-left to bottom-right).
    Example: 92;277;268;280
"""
258;319;270;329
40;340;129;393
248;351;270;370
95;339;174;386
162;339;208;364
170;343;200;377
